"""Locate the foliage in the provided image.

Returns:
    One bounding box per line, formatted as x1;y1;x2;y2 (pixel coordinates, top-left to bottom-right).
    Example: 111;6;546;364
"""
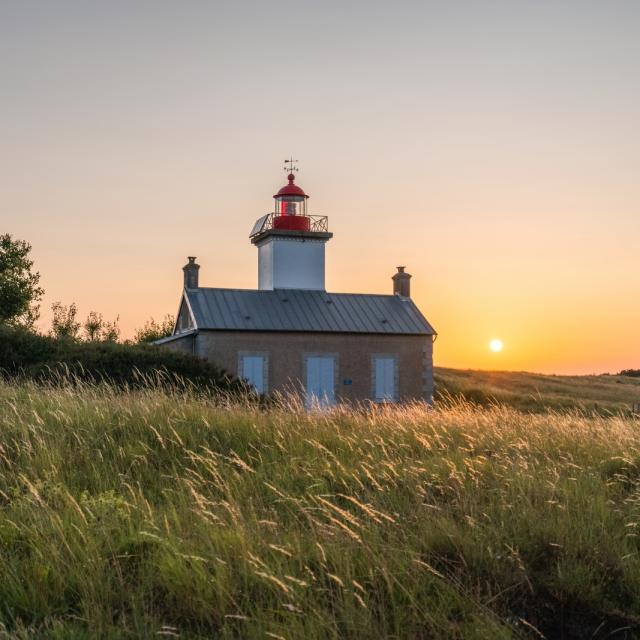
100;317;120;342
0;324;241;392
49;301;80;340
0;324;57;370
51;303;120;343
0;384;639;638
619;369;640;378
83;310;120;342
83;310;104;341
134;314;175;343
0;234;43;328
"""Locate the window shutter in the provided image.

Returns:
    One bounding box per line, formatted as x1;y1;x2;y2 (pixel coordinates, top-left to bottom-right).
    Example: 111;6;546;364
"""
242;356;265;394
374;357;396;401
306;356;336;407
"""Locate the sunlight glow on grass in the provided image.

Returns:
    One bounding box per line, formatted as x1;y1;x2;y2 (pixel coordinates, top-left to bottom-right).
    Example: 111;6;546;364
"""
1;379;640;637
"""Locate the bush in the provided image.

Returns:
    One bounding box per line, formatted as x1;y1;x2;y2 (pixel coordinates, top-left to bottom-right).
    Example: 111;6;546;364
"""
0;325;242;392
134;314;175;343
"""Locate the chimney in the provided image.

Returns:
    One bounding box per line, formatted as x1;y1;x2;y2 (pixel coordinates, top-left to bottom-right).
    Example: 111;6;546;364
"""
183;256;200;289
392;266;411;297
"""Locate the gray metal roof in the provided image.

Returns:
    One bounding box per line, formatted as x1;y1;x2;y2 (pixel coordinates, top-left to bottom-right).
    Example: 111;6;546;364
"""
182;288;435;335
153;329;196;345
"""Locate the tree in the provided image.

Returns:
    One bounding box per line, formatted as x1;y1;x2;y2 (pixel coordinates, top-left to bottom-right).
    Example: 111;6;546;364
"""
82;311;120;342
59;308;121;342
50;302;80;340
83;311;104;341
0;234;44;328
134;314;175;343
100;317;120;343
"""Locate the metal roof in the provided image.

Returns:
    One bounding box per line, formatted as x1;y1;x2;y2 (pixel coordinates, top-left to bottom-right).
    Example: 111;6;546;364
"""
182;288;435;336
153;329;196;345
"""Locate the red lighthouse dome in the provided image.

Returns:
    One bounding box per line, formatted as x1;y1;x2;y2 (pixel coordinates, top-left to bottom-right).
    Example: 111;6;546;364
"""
273;172;311;231
275;173;308;198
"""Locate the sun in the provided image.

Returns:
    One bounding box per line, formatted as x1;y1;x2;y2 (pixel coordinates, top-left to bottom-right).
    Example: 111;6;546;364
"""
489;339;504;353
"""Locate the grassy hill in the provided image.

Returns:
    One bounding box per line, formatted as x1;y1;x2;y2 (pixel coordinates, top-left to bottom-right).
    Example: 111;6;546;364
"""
435;367;640;415
1;380;640;638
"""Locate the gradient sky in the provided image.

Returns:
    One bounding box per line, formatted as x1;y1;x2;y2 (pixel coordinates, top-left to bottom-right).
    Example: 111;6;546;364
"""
1;1;639;374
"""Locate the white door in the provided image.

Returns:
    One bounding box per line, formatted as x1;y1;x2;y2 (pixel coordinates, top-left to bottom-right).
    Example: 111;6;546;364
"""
306;356;336;408
241;356;265;394
374;357;396;402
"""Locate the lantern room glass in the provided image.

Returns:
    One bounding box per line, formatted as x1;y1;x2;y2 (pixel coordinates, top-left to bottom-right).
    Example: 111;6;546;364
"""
275;195;307;217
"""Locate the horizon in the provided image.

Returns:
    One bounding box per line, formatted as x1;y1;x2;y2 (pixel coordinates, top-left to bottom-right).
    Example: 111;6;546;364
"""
2;2;639;376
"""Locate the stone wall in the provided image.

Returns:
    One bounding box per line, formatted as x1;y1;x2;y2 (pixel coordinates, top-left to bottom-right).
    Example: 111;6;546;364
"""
191;330;433;403
159;333;194;355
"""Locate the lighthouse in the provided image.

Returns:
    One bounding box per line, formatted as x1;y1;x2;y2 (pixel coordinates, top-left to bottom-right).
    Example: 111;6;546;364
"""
249;162;332;291
160;160;436;405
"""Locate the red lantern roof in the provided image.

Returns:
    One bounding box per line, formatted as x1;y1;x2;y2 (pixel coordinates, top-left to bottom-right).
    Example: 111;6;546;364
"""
274;173;309;199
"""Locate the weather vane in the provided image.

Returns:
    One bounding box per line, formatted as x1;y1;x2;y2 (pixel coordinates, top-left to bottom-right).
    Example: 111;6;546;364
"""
284;157;299;174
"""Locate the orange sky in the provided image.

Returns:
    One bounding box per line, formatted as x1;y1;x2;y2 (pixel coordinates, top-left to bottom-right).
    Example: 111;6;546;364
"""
2;2;639;375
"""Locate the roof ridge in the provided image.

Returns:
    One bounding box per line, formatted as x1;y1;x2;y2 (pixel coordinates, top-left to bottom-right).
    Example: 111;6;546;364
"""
187;287;409;298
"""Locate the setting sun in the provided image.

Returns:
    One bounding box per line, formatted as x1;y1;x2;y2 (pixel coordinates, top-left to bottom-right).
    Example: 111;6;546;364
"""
489;339;504;353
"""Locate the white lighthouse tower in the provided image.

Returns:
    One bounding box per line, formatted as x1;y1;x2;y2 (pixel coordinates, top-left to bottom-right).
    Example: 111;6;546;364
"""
249;161;332;290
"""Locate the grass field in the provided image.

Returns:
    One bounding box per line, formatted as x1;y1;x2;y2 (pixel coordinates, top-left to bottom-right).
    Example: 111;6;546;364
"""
435;367;640;415
1;378;640;639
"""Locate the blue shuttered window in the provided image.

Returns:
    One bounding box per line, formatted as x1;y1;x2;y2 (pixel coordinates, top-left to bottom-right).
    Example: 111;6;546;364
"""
241;355;266;394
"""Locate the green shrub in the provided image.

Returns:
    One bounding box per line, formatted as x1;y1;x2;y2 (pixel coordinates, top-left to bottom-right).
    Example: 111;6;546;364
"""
0;325;242;392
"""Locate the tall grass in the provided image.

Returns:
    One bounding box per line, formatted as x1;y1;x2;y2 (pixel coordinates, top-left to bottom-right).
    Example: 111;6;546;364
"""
435;367;640;415
0;380;639;638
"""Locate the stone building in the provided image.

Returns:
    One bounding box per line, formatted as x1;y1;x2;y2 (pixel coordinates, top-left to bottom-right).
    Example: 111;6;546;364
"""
157;170;436;406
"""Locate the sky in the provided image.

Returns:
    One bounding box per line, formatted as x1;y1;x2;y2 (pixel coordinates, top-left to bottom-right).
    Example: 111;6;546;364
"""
1;1;639;375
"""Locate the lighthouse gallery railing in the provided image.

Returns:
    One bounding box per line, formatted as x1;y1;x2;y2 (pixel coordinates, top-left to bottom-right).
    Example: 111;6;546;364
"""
249;213;329;238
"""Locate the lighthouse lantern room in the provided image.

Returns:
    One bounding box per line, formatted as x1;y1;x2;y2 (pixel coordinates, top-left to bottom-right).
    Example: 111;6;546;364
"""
250;161;332;291
273;173;310;231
